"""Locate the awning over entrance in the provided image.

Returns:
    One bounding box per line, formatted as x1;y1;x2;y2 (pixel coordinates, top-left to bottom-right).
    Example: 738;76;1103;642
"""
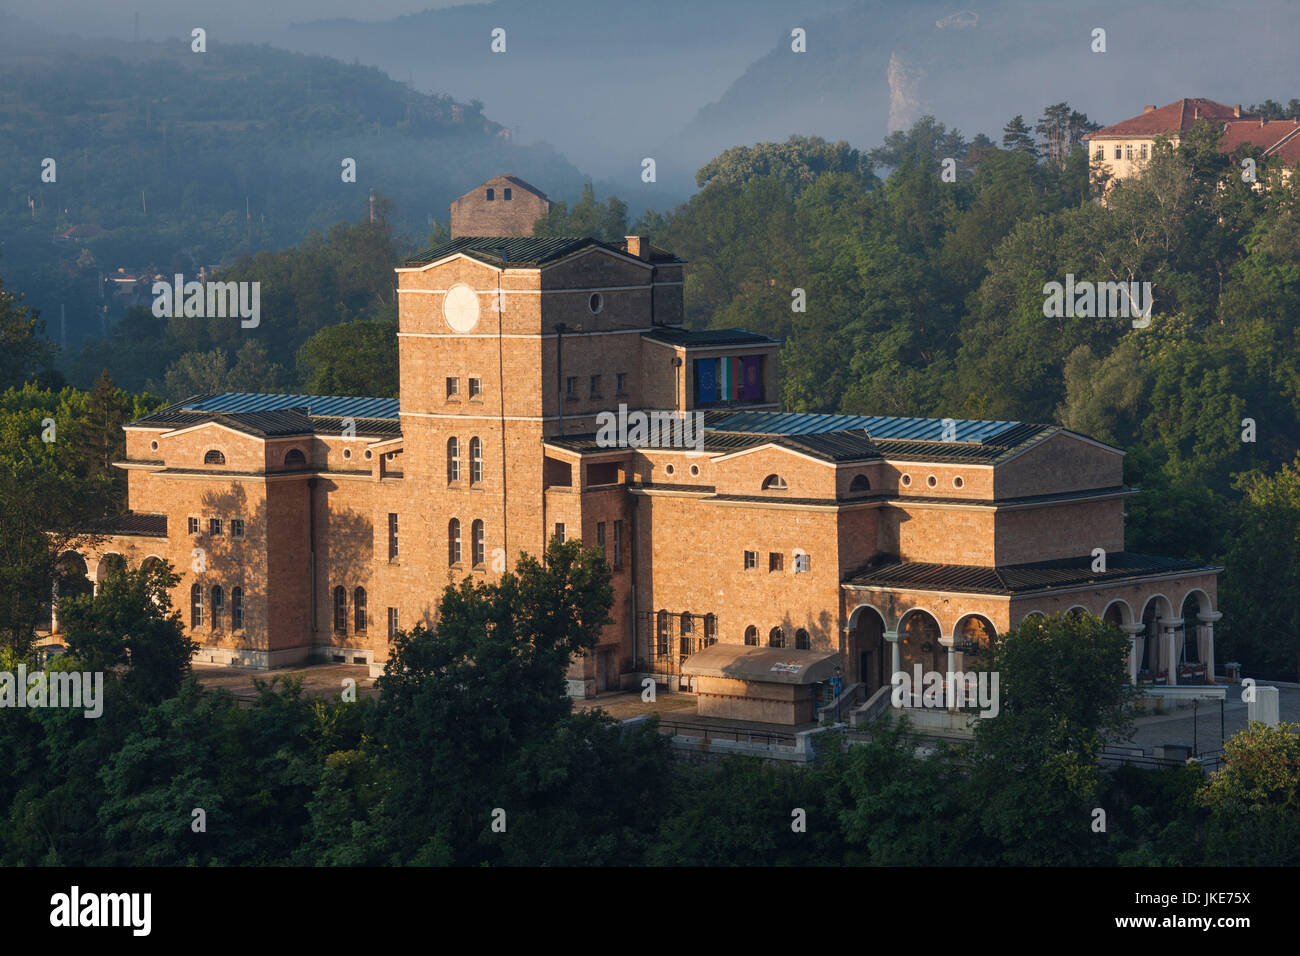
682;645;842;685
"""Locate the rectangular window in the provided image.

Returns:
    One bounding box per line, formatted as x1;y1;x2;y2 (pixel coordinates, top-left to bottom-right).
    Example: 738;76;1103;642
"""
387;607;398;639
554;522;565;544
589;374;601;397
231;518;244;539
613;520;623;570
616;372;627;394
504;188;512;200
744;550;757;570
1114;145;1122;160
468;377;482;399
209;517;222;536
231;589;243;629
596;521;606;548
565;376;578;399
1094;147;1103;159
1125;144;1133;160
188;516;199;535
1140;143;1149;159
388;513;399;561
446;377;460;398
794;552;810;573
769;552;783;572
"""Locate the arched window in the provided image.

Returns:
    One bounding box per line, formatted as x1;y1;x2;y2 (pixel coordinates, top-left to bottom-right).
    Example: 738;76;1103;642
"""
354;587;367;632
231;587;244;630
761;474;788;491
849;474;871;492
795;628;810;650
284;449;307;467
768;626;785;648
680;613;694;636
470;437;483;484
447;437;460;482
190;583;202;627
704;613;717;645
486;188;495;200
204;449;225;465
744;625;758;646
333;586;347;633
211;586;224;628
472;520;485;567
449;518;462;565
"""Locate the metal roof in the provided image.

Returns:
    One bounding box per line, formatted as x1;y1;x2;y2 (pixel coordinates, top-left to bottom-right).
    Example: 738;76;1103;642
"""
704;410;1025;443
184;392;400;420
844;552;1215;595
93;512;168;537
641;328;778;348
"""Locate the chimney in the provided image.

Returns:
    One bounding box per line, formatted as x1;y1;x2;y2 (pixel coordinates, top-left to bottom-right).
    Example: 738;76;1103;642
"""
625;235;650;261
1234;104;1242;118
1144;104;1157;114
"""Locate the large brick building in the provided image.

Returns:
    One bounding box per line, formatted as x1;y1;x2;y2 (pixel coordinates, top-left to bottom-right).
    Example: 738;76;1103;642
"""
56;177;1221;716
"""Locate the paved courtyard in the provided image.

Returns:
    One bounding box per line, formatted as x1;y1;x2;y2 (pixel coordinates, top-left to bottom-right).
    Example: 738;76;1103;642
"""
1114;683;1300;754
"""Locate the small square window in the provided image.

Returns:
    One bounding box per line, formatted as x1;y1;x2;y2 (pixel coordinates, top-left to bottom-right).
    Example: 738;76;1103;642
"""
231;519;244;539
188;516;199;535
769;552;783;572
468;377;482;399
744;550;757;570
209;518;223;536
446;377;460;398
589;374;601;398
616;372;627;394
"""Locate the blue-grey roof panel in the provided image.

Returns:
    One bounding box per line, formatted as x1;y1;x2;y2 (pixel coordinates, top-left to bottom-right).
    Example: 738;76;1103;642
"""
706;411;1021;444
184;392;400;420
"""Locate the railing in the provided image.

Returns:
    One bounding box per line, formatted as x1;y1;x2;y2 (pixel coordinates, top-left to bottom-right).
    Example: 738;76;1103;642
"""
654;716;797;748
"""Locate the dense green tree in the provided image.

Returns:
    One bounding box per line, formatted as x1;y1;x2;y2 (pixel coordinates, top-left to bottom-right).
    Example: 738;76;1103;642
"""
58;559;198;703
296;319;399;397
696;135;874;193
969;613;1133;865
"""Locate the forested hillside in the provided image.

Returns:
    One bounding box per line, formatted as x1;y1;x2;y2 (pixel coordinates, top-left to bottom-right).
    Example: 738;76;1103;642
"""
0;23;590;354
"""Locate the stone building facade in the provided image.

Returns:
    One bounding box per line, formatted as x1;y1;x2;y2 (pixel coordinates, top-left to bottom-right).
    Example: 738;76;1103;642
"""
57;178;1221;711
449;175;551;238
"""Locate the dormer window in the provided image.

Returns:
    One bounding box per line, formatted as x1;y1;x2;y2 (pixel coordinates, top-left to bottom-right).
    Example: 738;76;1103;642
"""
761;474;787;491
203;449;225;465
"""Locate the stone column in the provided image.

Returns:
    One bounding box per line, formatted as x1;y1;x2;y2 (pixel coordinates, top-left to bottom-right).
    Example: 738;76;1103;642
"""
886;630;901;680
1198;611;1222;683
1164;618;1183;685
50;579;59;634
1120;623;1145;685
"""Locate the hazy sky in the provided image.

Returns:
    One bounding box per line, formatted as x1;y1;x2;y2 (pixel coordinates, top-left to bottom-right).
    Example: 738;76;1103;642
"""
1;0;488;41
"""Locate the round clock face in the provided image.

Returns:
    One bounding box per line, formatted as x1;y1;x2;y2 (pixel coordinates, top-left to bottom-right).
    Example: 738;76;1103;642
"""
442;283;481;333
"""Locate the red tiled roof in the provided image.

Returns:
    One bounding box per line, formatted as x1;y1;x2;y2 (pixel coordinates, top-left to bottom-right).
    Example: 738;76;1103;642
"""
1218;119;1300;156
1086;98;1250;139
